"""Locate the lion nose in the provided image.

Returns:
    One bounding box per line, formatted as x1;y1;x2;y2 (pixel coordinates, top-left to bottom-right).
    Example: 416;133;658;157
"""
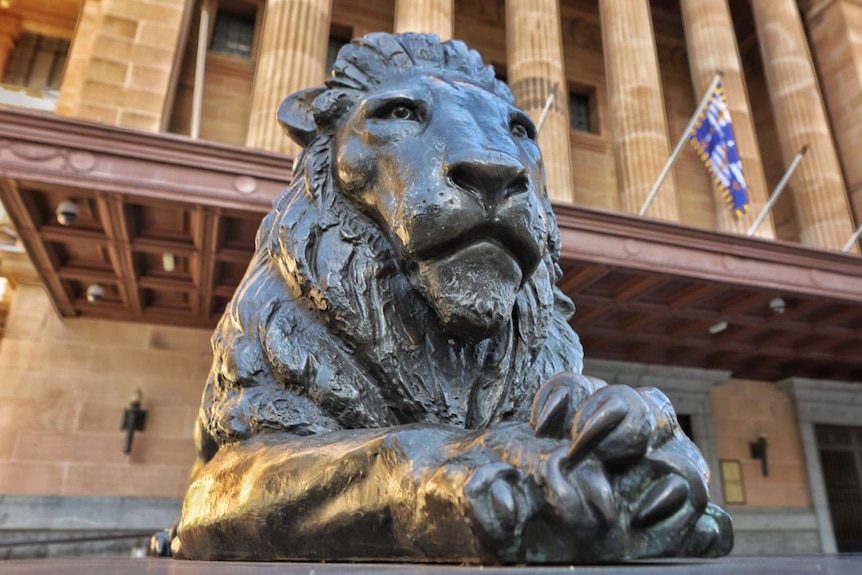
447;153;530;209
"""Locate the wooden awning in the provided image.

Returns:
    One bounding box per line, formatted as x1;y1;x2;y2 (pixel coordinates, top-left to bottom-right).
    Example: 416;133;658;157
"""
2;107;861;382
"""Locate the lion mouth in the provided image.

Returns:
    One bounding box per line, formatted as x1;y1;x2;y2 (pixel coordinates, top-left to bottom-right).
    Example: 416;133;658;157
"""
412;223;542;281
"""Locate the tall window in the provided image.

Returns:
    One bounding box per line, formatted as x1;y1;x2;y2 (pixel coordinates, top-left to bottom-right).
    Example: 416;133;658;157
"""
2;33;69;92
326;24;352;76
569;87;598;134
211;9;256;58
569;93;591;132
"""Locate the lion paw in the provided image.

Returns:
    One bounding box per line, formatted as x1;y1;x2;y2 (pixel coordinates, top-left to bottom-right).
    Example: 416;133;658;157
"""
530;373;606;439
465;462;537;555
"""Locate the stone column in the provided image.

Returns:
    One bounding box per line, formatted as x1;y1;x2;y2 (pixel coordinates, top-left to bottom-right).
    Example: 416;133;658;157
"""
600;0;680;221
394;0;453;41
246;0;333;155
0;15;21;81
805;1;862;233
680;0;774;238
752;0;856;251
56;0;102;118
506;0;574;203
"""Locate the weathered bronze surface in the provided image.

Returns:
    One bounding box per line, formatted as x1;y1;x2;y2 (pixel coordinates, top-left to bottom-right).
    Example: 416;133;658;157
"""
173;33;733;563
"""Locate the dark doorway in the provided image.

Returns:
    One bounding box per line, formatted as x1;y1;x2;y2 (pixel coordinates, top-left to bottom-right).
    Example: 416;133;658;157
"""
816;425;862;552
678;413;693;442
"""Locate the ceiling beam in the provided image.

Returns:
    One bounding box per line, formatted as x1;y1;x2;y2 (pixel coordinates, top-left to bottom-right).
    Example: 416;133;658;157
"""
0;179;76;316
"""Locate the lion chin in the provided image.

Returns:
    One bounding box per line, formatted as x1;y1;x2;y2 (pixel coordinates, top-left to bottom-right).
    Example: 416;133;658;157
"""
410;240;523;342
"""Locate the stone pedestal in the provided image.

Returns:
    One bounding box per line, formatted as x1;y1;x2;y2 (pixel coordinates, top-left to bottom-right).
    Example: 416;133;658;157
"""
680;0;774;238
506;0;574;203
600;0;679;221
246;0;333;155
752;0;855;251
394;0;453;41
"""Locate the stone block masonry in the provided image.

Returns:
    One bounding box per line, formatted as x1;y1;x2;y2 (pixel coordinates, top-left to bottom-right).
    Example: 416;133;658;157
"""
0;284;211;498
56;0;188;132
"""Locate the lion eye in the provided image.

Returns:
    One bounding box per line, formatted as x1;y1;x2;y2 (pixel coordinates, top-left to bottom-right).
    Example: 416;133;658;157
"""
390;105;415;121
510;121;532;139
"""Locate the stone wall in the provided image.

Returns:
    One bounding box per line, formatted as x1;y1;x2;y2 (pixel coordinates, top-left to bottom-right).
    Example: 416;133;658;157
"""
0;283;211;498
711;379;810;508
56;0;189;131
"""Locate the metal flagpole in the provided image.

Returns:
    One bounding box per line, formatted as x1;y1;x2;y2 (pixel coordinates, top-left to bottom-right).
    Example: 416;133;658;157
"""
639;70;724;217
536;90;556;135
191;0;211;140
842;222;862;253
747;145;808;237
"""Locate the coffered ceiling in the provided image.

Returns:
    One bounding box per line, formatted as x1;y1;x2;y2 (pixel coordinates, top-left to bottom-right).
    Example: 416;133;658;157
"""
2;107;862;384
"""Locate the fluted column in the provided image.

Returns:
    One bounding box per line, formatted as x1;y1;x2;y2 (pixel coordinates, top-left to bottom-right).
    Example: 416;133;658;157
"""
506;0;574;203
246;0;333;155
680;0;774;238
0;14;21;80
752;0;855;250
394;0;453;41
600;0;679;221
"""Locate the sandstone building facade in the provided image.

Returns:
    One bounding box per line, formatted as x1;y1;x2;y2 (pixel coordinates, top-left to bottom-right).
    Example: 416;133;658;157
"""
0;0;861;556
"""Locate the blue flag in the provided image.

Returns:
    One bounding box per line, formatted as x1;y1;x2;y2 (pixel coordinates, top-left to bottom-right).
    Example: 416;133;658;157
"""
689;83;750;219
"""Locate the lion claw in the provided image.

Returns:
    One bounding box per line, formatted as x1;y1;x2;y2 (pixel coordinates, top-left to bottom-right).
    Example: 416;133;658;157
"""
533;386;571;438
632;474;689;527
490;478;518;531
580;465;616;526
567;395;628;465
681;503;734;557
466;463;531;544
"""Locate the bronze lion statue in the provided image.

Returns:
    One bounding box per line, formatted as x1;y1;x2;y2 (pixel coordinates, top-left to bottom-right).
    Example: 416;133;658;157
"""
171;33;733;563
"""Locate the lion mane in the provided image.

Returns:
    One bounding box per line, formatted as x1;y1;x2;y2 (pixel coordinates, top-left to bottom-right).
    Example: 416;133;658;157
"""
196;34;587;463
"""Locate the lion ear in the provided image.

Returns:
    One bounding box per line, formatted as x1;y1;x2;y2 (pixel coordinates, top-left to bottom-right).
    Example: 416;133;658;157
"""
278;86;327;148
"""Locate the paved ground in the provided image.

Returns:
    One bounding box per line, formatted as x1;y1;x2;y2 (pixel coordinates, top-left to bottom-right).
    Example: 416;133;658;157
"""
2;556;862;575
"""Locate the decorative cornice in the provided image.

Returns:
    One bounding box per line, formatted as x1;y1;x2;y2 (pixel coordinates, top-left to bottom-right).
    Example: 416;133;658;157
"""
553;203;862;303
0;107;291;212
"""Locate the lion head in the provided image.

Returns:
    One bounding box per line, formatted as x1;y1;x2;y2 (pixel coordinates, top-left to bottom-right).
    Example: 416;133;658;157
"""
277;33;558;343
199;34;583;450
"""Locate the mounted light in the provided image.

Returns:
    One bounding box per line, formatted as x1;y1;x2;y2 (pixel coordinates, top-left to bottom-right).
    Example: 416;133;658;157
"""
162;253;175;273
121;388;147;455
56;200;79;226
769;297;786;315
708;320;728;335
750;432;768;476
86;283;104;304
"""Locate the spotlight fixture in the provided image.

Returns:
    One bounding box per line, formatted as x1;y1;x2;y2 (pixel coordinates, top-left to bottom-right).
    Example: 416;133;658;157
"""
708;320;728;335
162;253;175;273
56;200;79;225
769;297;786;315
86;283;104;303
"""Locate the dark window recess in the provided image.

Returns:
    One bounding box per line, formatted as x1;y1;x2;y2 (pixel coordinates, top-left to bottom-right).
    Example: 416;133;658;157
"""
211;10;255;58
569;91;593;133
2;33;69;91
326;37;348;75
491;62;507;85
677;414;694;442
816;424;862;552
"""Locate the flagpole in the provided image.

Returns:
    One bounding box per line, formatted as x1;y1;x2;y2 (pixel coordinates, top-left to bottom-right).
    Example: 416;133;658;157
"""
536;90;556;135
639;70;724;217
747;145;808;237
842;222;862;253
